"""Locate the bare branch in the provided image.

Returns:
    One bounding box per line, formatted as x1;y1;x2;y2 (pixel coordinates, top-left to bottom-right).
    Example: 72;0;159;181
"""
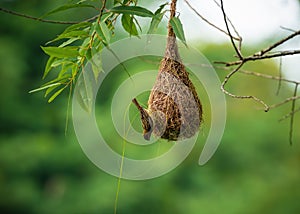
255;29;300;57
221;63;270;112
216;66;300;85
289;84;298;145
269;95;300;109
240;69;299;85
220;0;243;59
252;50;300;60
217;49;300;67
184;0;300;143
212;24;300;67
100;0;107;18
212;0;242;50
183;0;240;41
279;107;300;122
276;57;283;95
0;7;81;24
280;26;297;33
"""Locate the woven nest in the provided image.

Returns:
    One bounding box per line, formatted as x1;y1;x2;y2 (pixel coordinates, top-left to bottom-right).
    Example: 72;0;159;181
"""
133;38;203;141
132;0;202;141
147;54;202;140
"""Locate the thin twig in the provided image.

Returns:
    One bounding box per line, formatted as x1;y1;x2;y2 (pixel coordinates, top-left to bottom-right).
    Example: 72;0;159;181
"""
220;0;243;59
85;14;102;22
221;63;270;112
289;84;298;145
276;57;283;95
280;26;297;33
214;27;300;67
269;95;300;109
183;0;240;41
99;0;107;18
215;65;300;85
239;69;299;85
253;50;300;60
255;29;300;56
0;7;79;24
279;107;300;122
217;49;300;66
212;0;242;50
184;0;300;143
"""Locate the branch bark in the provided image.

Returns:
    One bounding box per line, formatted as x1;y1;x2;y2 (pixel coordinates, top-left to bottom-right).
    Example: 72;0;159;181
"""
0;7;98;24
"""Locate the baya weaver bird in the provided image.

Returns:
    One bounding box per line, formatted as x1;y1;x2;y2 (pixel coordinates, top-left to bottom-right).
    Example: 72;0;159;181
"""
132;98;153;140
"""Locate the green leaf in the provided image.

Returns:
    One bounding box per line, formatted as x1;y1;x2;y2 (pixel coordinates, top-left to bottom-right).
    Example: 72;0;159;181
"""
78;37;91;56
46;30;89;45
64;22;92;34
44;4;96;17
89;54;103;80
95;22;111;44
51;59;72;67
41;75;70;87
121;14;138;36
75;71;95;113
102;22;112;43
133;16;142;32
59;37;81;48
29;83;62;93
57;30;89;40
81;37;91;47
155;2;168;15
59;63;74;78
43;56;56;79
41;46;79;58
122;0;130;4
114;0;122;4
170;17;187;45
72;64;79;77
106;0;114;9
48;86;67;103
44;84;61;97
76;0;88;4
147;12;164;34
100;12;113;23
110;6;153;17
122;0;137;5
85;47;92;60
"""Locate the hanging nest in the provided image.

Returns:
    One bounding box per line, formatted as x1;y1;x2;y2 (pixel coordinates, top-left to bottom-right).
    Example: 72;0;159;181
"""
132;0;203;141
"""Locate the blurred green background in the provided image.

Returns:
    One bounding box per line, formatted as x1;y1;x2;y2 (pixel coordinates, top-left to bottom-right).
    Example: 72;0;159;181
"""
0;1;300;213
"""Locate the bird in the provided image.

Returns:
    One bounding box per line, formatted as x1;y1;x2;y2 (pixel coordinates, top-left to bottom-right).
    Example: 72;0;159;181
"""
132;98;153;140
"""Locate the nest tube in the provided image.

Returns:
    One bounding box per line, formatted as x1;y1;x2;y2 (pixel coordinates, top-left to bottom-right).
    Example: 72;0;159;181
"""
133;0;203;141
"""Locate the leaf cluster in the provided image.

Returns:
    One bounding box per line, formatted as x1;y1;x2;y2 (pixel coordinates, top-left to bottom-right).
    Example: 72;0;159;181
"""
30;0;187;103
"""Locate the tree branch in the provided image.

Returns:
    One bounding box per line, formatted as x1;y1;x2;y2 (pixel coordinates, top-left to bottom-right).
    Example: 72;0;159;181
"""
0;7;99;24
168;0;177;38
289;84;298;145
269;95;300;109
255;29;300;57
216;66;300;85
220;63;270;112
279;107;300;122
216;50;300;66
220;0;243;59
213;0;242;49
276;57;283;95
183;0;240;41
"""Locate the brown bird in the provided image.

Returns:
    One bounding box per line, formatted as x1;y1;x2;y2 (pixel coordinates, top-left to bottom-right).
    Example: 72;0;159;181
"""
132;98;153;140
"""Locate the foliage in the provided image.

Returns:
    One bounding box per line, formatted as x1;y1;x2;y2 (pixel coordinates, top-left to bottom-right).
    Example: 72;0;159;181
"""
29;0;188;104
1;0;300;214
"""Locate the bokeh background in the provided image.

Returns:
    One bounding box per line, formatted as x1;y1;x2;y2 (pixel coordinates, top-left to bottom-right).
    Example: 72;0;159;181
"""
1;0;300;213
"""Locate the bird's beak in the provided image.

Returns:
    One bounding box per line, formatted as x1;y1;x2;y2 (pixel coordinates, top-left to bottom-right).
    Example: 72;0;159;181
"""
143;131;152;141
